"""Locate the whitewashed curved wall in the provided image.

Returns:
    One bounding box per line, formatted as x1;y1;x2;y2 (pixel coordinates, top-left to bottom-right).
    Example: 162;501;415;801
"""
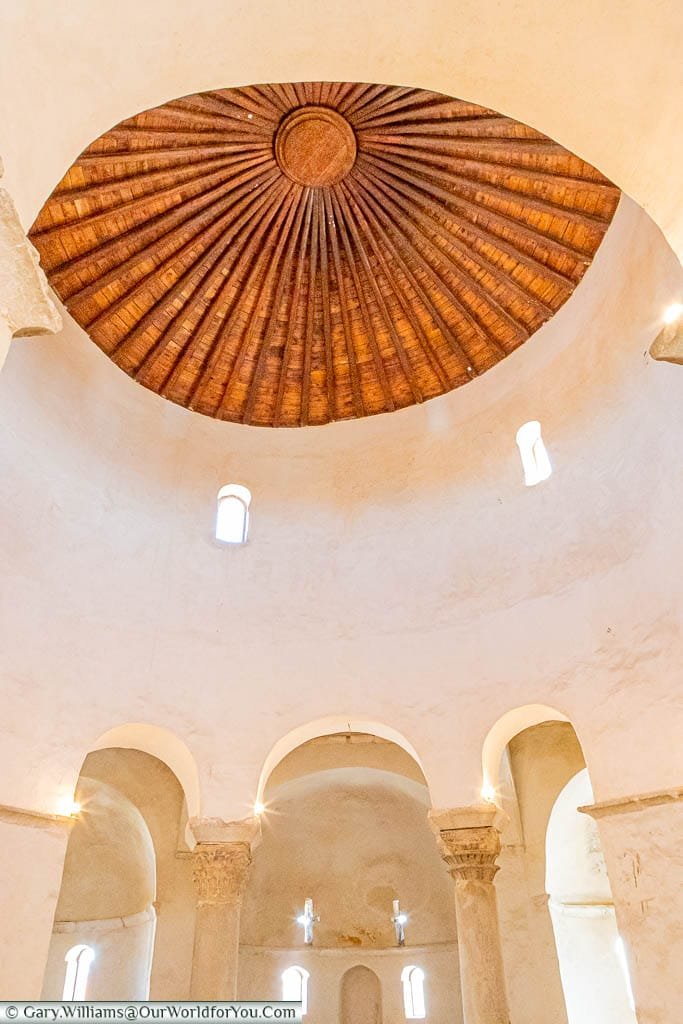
0;197;680;819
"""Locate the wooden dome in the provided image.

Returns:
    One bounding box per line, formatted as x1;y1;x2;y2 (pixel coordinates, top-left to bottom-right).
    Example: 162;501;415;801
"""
30;82;620;427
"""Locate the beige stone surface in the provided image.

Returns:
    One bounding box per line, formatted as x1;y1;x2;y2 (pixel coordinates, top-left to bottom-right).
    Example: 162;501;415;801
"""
583;797;683;1024
649;322;683;365
0;164;60;342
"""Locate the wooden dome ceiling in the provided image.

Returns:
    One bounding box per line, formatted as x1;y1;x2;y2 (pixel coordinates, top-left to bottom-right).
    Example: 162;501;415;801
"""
30;82;620;427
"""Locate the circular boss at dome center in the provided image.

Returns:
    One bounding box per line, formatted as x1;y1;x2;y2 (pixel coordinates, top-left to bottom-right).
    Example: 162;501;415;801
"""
275;106;357;186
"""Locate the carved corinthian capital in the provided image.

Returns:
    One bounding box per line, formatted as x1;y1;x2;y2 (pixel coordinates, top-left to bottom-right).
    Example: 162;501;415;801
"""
439;826;502;883
192;842;253;906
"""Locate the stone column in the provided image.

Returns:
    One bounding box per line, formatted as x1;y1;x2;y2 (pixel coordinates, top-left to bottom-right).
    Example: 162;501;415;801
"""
189;817;260;1000
0;805;73;999
580;787;683;1024
0;157;61;373
430;805;510;1024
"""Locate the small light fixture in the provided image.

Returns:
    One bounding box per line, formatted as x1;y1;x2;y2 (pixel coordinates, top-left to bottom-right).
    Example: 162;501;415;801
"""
481;781;496;803
57;795;81;817
663;302;683;325
254;800;266;816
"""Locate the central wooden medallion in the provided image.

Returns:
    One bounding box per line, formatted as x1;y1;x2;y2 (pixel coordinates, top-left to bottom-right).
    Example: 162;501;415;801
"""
275;106;357;186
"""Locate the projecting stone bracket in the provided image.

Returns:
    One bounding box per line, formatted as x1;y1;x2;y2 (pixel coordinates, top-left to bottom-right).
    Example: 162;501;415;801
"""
649;322;683;365
0;157;61;371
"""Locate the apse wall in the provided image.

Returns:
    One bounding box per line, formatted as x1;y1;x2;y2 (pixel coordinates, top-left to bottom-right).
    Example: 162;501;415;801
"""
0;197;681;821
239;767;461;1023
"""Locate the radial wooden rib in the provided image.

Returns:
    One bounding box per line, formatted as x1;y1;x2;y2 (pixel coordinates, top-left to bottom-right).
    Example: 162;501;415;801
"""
29;82;620;427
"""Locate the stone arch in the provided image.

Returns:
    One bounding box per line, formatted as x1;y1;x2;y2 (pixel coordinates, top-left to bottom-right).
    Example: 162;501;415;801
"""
481;703;570;795
90;723;201;819
256;716;429;807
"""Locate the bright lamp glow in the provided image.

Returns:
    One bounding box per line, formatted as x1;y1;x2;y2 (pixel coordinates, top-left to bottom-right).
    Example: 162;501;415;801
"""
254;801;265;816
663;302;683;325
56;795;81;817
481;782;496;803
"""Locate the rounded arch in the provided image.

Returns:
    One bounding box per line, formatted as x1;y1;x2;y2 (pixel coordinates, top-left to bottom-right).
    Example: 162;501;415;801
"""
340;965;382;1024
256;716;429;806
90;723;201;818
482;704;570;796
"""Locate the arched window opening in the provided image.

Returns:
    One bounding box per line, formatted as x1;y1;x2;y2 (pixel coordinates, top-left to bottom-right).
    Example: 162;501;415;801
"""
546;769;638;1024
516;420;552;486
63;944;95;1001
401;965;426;1019
216;484;251;544
282;965;309;1015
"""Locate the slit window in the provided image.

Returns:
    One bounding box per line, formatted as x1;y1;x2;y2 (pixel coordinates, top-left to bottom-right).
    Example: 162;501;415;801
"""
63;944;95;1001
401;965;426;1019
282;966;309;1015
516;420;552;486
216;484;251;544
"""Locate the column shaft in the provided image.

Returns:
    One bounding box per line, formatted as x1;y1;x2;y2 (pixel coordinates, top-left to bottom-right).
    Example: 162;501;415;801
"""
431;808;510;1024
189;840;253;1000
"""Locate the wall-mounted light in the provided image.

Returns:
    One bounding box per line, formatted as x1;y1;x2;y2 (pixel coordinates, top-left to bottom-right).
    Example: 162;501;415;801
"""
663;302;683;325
56;795;81;818
481;781;497;803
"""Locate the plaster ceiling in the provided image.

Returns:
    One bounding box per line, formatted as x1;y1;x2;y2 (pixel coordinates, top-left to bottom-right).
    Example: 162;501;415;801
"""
29;82;619;426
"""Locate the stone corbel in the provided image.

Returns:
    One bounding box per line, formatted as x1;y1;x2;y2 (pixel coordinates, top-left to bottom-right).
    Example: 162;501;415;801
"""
0;157;61;371
650;321;683;365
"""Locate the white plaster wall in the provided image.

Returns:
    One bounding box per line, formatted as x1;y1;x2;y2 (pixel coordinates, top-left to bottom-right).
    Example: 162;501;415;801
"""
0;1;682;264
239;946;461;1024
0;199;681;824
0;815;70;999
42;911;156;1001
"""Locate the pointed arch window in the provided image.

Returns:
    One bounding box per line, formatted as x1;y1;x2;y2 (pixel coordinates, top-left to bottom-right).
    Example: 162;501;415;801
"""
516;420;552;486
216;484;251;544
401;965;426;1019
282;965;309;1015
63;944;95;1001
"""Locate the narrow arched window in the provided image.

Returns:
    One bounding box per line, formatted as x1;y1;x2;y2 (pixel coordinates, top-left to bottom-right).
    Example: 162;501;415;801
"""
216;484;251;544
63;944;95;1001
401;965;426;1019
516;420;552;486
282;965;309;1015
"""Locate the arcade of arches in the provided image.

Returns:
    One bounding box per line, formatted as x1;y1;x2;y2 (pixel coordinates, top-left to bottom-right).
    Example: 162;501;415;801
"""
0;3;682;1022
